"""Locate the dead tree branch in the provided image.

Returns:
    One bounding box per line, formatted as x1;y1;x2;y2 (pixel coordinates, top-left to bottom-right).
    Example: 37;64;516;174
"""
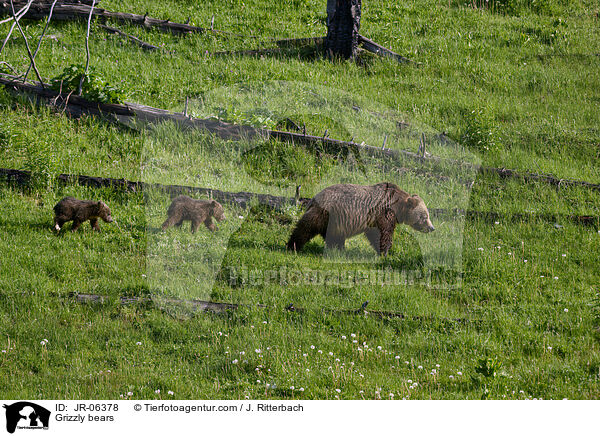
97;23;161;51
8;0;44;85
77;0;95;96
23;0;56;81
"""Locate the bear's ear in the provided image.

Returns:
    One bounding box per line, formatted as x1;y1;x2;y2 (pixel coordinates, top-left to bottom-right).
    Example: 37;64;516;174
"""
97;201;103;208
406;196;419;209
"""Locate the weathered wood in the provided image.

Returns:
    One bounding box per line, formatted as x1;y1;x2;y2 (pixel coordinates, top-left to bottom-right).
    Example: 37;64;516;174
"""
0;1;254;37
358;34;414;64
98;24;161;51
2;74;599;194
2;2;413;63
73;293;478;324
325;0;361;59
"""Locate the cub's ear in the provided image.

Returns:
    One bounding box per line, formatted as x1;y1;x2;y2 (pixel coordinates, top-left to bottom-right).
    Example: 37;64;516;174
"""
97;201;103;207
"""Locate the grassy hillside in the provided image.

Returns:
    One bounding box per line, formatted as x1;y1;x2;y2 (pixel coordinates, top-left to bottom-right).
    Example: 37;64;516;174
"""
0;0;599;399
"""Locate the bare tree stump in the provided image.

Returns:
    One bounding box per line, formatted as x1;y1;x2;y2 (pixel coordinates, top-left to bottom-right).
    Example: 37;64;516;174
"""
325;0;361;59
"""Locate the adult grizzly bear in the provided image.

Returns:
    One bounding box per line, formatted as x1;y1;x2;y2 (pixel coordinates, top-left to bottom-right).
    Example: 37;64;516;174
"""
161;195;225;233
53;197;113;232
287;182;434;256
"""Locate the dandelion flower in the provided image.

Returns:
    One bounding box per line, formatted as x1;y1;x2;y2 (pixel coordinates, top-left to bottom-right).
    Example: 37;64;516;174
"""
351;333;356;338
232;359;239;364
299;388;304;392
329;352;334;356
290;386;295;390
335;388;341;393
457;371;462;376
136;341;142;346
564;308;568;312
310;345;315;349
341;335;347;340
417;365;423;369
154;389;160;394
168;391;174;396
127;392;133;396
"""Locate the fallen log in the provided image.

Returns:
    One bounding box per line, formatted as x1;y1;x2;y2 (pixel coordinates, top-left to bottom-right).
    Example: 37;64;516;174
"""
1;1;413;63
73;293;478;325
358;34;414;64
1;74;599;194
0;0;254;37
97;23;161;51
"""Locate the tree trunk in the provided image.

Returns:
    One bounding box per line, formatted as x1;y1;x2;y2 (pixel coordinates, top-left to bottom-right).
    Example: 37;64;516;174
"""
325;0;361;59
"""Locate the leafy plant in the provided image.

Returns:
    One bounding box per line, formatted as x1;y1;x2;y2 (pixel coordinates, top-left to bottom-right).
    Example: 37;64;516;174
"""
50;64;126;104
460;108;499;154
475;357;502;378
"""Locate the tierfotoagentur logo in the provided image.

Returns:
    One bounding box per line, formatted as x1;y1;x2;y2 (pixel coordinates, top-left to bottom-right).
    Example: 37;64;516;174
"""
3;402;50;434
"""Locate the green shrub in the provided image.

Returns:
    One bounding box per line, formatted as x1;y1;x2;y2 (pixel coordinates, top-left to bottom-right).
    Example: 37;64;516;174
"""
50;64;126;104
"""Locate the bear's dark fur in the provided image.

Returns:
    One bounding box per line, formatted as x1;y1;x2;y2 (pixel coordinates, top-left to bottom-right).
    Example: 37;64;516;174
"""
53;197;113;232
287;182;434;255
161;196;225;233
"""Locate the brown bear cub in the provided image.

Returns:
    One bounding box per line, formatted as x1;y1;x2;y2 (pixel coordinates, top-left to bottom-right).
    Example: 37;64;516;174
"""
53;197;113;232
287;182;434;256
161;195;225;233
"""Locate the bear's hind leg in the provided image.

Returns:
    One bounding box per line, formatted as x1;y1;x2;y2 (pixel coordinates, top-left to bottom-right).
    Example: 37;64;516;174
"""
54;216;66;232
161;215;179;230
287;207;328;252
190;219;202;233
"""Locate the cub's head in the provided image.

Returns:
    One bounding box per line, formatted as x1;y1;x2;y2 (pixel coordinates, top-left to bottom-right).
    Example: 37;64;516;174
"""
97;201;113;223
210;200;225;222
400;194;435;233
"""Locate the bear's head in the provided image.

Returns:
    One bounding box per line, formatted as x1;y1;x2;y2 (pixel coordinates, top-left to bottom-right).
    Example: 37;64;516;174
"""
97;201;113;223
397;194;434;233
211;200;225;222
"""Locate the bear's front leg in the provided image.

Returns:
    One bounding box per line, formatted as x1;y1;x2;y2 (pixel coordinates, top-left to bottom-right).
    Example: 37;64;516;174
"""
204;218;217;232
90;218;101;231
365;228;381;254
71;219;82;232
376;209;397;256
325;233;346;250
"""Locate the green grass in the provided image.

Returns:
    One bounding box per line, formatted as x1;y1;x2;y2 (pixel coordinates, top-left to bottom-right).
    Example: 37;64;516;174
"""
0;0;599;399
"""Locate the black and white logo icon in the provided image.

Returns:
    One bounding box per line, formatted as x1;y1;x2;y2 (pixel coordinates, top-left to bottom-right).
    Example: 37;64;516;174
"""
3;402;50;434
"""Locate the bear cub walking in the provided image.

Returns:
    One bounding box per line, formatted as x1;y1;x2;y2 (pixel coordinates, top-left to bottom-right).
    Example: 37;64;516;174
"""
287;182;434;256
53;197;113;232
162;195;225;233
